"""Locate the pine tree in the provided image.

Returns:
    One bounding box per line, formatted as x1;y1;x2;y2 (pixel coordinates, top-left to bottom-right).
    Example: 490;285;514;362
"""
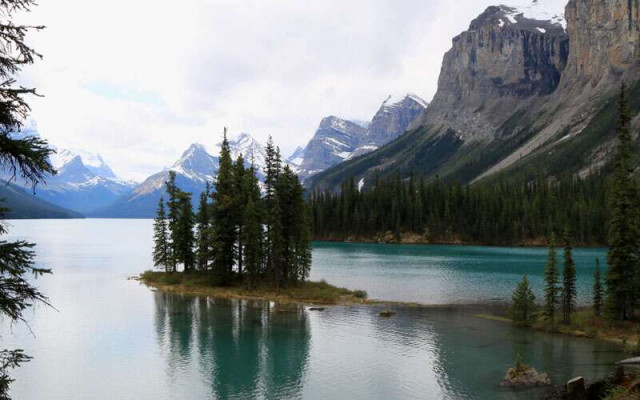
176;192;195;272
242;163;263;289
264;138;283;289
195;183;211;272
0;1;55;395
233;155;247;277
561;229;577;324
165;171;180;273
593;257;603;317
510;276;537;327
212;128;236;284
152;197;170;272
606;83;640;320
543;233;559;322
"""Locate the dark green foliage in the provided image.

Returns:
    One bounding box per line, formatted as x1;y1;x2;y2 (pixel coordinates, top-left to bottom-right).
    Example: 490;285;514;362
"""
593;257;603;317
543;233;559;323
309;173;608;246
605;83;640;321
0;1;53;396
510;276;537;327
211;129;236;284
195;184;211;271
156;132;311;292
561;229;577;324
152;197;170;272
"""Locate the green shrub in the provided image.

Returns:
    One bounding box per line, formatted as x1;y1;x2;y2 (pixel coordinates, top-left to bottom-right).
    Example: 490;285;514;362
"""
353;290;368;299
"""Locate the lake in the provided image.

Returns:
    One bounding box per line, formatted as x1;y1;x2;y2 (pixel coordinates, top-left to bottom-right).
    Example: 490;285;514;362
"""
1;219;625;400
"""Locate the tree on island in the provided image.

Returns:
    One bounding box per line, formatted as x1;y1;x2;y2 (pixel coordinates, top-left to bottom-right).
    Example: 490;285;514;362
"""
561;228;576;324
510;276;536;327
543;233;559;323
153;131;312;291
605;83;640;321
593;257;603;317
0;0;55;396
153;197;170;272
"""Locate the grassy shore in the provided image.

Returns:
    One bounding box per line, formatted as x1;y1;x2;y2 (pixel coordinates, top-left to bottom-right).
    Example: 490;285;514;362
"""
476;308;640;353
139;270;369;305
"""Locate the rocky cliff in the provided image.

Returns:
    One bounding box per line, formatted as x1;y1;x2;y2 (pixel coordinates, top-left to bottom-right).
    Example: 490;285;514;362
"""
309;0;640;191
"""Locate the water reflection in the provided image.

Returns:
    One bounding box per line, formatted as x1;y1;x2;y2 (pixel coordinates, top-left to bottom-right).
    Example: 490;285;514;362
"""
153;292;310;399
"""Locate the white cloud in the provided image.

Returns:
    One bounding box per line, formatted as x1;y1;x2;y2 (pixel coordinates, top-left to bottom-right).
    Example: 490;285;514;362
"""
16;0;567;181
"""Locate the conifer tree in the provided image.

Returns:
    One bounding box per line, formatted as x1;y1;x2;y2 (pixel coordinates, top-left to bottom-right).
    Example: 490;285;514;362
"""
561;229;577;324
0;1;54;395
593;257;603;317
543;233;559;322
212;128;236;284
606;83;640;320
165;171;180;273
233;155;247;277
175;192;195;272
510;276;536;327
195;183;211;272
264;137;283;288
242;163;263;288
153;197;170;272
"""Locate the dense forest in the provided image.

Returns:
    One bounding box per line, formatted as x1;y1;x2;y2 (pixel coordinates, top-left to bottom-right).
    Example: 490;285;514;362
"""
309;172;609;246
153;133;312;290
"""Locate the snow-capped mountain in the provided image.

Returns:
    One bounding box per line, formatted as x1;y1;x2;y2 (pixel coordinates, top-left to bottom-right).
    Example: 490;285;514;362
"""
92;132;278;218
50;148;118;179
297;94;427;181
287;146;306;170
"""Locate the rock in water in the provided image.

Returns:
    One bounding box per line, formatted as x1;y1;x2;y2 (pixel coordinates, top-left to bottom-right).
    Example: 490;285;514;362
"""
501;362;551;387
566;376;587;400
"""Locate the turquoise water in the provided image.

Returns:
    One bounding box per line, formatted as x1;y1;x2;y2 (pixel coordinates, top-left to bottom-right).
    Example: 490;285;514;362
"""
310;242;608;305
1;220;624;400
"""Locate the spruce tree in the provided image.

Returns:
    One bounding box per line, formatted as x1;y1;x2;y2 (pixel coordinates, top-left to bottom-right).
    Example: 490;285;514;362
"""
242;163;263;288
543;233;559;322
510;276;536;327
152;197;170;272
165;171;180;273
195;183;211;272
264;137;283;289
233;155;247;277
0;1;55;395
606;83;640;320
212;128;236;284
561;229;577;324
593;257;603;317
176;192;195;272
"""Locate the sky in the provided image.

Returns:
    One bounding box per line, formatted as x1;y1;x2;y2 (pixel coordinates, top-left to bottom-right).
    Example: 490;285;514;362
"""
17;0;567;181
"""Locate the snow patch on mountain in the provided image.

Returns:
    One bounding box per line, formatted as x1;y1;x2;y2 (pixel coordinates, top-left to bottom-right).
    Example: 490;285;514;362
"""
499;0;566;29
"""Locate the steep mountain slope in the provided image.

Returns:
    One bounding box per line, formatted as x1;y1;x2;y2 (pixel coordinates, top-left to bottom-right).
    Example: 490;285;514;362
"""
298;94;427;180
0;182;83;219
309;0;640;191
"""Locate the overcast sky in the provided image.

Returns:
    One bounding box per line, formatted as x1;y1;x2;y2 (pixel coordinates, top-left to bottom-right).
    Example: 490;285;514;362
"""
18;0;567;181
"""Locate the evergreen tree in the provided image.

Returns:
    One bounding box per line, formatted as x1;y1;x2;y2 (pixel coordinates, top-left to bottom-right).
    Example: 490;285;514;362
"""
175;192;195;272
593;257;603;317
510;276;536;327
543;233;559;322
242;163;263;288
212;128;236;284
233;155;247;277
264;137;283;289
561;229;577;324
152;197;170;272
606;83;640;320
165;171;180;272
195;183;211;272
0;1;55;395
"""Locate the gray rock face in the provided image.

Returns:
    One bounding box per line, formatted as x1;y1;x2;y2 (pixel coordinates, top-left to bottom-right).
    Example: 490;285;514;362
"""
412;5;569;142
299;95;427;180
299;117;367;179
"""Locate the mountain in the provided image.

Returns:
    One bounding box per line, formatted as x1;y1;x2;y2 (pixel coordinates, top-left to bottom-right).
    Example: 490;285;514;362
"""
92;133;275;218
0;182;83;219
298;94;427;180
308;0;640;191
2;126;136;214
287;146;306;171
35;150;136;214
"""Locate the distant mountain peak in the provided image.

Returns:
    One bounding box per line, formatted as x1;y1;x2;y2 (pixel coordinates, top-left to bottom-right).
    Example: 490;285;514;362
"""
496;1;566;30
382;94;428;109
50;148;118;180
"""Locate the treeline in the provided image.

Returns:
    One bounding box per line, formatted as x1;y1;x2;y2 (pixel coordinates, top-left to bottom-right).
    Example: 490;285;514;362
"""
511;84;639;323
309;173;608;246
153;133;312;289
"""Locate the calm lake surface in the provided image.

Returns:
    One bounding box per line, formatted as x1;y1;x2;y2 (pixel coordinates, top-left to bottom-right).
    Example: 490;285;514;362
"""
2;219;626;400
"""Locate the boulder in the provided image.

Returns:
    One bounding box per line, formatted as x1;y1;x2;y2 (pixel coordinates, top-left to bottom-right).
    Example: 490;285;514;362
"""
501;362;551;387
566;376;587;400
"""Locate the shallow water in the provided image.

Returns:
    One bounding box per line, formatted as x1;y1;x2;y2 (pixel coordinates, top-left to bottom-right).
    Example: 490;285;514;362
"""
1;219;624;400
